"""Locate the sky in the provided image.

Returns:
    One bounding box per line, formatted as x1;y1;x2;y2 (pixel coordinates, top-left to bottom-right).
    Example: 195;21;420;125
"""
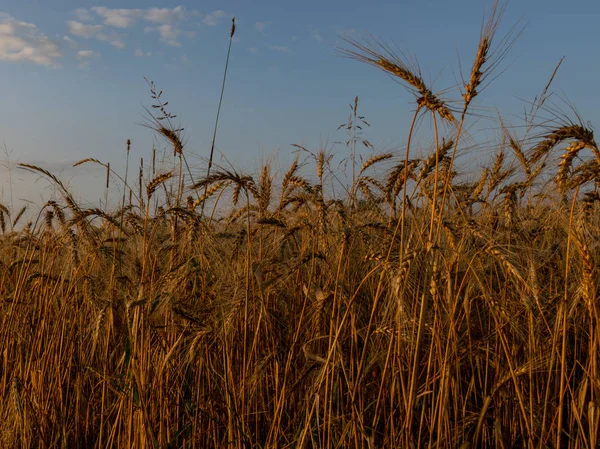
0;0;599;212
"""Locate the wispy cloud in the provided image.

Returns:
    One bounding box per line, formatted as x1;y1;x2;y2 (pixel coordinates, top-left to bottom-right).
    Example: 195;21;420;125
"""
67;21;102;39
71;6;191;48
67;20;124;49
68;22;124;49
248;46;258;54
156;24;180;46
144;24;181;46
63;35;78;49
76;49;98;59
73;8;94;22
203;10;226;26
268;45;290;53
77;6;187;27
310;27;323;42
144;6;186;24
101;33;125;49
254;21;271;33
91;7;143;28
76;49;99;68
0;13;62;66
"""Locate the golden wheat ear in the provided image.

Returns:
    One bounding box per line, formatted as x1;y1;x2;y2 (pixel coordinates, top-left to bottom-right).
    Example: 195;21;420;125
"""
339;36;455;122
461;1;521;114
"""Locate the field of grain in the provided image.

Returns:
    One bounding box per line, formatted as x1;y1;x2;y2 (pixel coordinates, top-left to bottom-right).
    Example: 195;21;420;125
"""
1;5;599;449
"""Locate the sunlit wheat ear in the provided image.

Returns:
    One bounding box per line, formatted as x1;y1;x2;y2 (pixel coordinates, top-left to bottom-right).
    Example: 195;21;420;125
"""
316;151;325;182
555;141;586;190
461;1;515;111
158;127;184;156
571;224;596;315
470;167;489;203
125;212;144;236
281;158;299;192
192;181;231;209
287;176;313;194
43;209;54;231
258;165;272;212
358;153;393;177
90;305;108;360
146;172;173;199
46;200;66;227
529;123;598;165
339;36;454;122
565;160;600;191
581;192;600;218
487;150;515;193
500;121;531;178
360;176;386;193
418;140;454;181
386;160;418;201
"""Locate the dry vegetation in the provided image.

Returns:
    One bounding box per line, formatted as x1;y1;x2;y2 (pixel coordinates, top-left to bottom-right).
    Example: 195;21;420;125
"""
1;5;600;449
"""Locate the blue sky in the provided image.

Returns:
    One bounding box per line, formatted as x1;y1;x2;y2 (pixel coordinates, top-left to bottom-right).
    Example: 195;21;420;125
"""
0;0;599;209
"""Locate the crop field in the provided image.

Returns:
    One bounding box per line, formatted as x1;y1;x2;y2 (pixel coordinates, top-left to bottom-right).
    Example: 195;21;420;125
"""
1;4;599;449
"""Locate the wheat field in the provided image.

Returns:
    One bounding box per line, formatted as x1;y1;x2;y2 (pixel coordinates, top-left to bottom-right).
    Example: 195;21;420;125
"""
1;5;599;449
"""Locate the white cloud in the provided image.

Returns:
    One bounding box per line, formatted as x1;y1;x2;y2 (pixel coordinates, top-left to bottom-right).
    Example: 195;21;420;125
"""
248;46;258;54
181;54;189;64
67;20;102;38
68;6;192;50
254;21;270;33
145;24;182;46
67;21;124;49
63;35;78;48
73;8;94;22
85;6;186;28
0;13;62;66
92;7;143;28
268;45;290;53
157;24;180;46
98;32;125;49
203;10;226;26
144;6;186;24
76;49;98;59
